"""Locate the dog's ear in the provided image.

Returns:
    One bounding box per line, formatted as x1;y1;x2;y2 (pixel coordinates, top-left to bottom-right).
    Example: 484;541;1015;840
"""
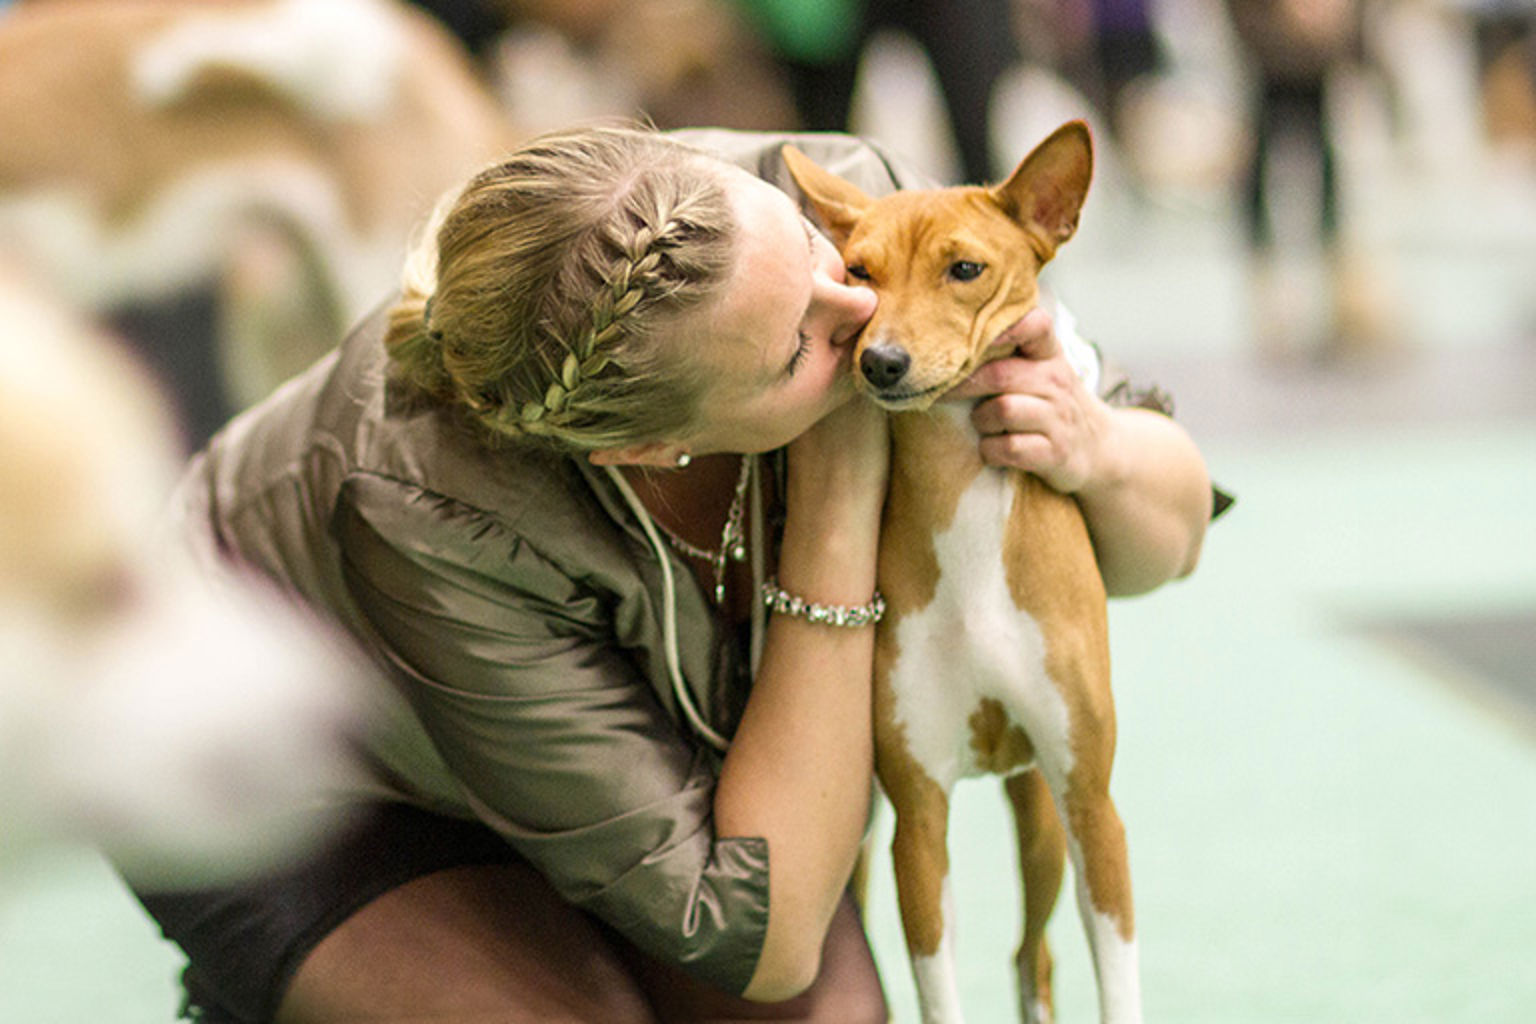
991;121;1093;261
780;144;871;247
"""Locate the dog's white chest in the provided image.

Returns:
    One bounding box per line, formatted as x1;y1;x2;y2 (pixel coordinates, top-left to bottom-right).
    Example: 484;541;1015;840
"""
882;467;1075;791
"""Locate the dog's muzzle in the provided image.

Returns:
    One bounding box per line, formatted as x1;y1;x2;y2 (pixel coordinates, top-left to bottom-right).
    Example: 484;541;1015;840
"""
860;344;911;390
859;343;951;409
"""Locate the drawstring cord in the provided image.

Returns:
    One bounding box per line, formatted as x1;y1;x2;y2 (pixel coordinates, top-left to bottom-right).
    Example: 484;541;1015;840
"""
604;459;762;753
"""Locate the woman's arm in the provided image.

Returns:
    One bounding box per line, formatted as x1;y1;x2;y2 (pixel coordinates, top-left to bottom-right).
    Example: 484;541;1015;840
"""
948;307;1214;596
336;474;783;995
713;394;889;1001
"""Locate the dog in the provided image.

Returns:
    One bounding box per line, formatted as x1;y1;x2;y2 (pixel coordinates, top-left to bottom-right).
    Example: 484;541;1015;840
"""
0;0;518;443
0;267;371;886
783;122;1141;1024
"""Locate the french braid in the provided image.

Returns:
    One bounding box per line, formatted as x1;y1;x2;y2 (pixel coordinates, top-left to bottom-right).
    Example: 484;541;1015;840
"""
498;218;672;434
385;124;735;454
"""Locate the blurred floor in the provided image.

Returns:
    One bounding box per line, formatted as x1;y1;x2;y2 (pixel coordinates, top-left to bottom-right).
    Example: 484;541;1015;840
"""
4;10;1535;1023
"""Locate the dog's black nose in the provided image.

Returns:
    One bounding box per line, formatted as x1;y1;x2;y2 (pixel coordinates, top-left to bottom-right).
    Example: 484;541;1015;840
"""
860;345;910;390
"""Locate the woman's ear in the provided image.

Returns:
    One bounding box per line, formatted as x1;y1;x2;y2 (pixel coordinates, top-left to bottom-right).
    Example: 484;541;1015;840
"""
587;442;686;468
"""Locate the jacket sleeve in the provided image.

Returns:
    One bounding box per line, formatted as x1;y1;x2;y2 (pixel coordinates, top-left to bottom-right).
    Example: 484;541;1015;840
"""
332;471;769;994
673;125;938;199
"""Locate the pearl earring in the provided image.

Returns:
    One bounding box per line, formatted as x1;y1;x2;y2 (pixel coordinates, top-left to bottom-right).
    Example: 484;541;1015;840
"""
674;453;692;469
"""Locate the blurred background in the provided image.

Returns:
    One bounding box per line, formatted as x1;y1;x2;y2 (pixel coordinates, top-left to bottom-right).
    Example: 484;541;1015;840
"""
1;0;1532;1021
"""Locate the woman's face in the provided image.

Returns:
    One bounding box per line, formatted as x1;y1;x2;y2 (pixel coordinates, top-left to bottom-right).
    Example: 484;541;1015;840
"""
677;166;876;455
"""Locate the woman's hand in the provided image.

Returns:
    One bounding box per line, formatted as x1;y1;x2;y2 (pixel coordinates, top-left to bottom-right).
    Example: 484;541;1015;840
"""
785;391;890;524
947;307;1214;596
945;306;1110;495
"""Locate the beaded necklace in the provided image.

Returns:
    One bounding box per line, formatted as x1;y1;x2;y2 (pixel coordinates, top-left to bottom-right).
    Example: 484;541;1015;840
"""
657;455;754;605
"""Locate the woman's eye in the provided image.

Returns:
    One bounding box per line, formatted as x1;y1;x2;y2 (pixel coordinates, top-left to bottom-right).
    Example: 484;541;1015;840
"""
948;261;985;282
787;331;813;377
846;264;871;281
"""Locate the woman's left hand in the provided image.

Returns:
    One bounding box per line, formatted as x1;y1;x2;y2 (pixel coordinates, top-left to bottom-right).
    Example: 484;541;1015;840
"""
944;306;1111;495
945;305;1215;596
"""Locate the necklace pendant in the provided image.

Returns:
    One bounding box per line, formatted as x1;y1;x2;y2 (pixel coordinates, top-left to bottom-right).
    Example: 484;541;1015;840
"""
728;542;747;563
713;581;727;604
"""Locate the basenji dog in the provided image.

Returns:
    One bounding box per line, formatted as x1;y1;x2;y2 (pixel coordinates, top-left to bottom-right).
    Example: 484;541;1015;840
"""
783;122;1141;1024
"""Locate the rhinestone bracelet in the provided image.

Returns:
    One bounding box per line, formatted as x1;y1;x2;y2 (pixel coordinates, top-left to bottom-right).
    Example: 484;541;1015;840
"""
760;578;886;628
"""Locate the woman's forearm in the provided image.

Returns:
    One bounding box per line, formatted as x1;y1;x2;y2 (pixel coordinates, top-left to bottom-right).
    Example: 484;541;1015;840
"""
715;522;880;1000
714;401;886;1002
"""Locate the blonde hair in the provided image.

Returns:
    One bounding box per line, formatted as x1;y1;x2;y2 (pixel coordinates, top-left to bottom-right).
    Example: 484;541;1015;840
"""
385;124;736;452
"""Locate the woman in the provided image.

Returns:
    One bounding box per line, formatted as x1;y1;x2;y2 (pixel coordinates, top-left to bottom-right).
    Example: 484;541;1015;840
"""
133;124;1214;1023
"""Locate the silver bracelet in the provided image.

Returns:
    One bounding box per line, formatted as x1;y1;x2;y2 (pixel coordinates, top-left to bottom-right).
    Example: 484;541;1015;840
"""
760;578;886;628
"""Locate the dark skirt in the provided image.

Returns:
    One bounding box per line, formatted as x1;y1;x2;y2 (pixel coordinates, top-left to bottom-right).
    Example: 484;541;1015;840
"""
130;802;520;1023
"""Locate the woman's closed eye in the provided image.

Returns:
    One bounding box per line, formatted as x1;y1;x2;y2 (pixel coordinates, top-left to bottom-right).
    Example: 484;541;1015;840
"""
786;330;813;377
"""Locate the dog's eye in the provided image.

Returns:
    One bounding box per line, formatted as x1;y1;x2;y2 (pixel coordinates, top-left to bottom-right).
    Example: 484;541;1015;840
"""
846;264;871;281
948;261;985;282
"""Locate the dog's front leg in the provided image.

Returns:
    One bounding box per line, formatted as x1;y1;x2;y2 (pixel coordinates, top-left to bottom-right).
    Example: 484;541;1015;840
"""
880;757;965;1024
1060;782;1142;1024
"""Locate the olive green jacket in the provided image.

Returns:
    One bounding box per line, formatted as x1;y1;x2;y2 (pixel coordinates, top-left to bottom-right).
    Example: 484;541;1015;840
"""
174;129;940;994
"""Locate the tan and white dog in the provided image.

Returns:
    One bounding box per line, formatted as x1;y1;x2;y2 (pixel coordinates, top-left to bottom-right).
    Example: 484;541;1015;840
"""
0;0;516;428
784;123;1140;1024
0;267;372;886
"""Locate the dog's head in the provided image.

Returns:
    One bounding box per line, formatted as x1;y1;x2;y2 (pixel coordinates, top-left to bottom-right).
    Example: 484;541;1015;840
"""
782;121;1092;411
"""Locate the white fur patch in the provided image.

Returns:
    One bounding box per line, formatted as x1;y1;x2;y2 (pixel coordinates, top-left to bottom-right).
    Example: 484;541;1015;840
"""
132;0;408;122
1051;298;1101;395
885;409;1076;792
4;565;372;883
1021;994;1056;1024
1069;837;1143;1024
909;878;966;1024
0;282;371;881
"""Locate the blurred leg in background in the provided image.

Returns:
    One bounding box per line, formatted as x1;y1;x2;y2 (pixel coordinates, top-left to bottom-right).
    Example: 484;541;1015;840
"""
752;0;1021;183
1226;0;1398;361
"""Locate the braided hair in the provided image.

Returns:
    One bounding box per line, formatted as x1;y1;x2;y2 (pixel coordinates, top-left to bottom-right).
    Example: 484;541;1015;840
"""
385;124;736;452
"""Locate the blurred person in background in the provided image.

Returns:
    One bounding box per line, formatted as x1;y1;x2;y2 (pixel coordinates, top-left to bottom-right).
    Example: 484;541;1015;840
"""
1225;0;1397;360
1463;0;1536;151
408;0;798;132
1085;0;1167;151
743;0;1021;183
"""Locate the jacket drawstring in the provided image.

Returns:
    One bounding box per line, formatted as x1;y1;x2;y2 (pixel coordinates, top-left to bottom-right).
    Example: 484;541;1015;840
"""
605;458;761;752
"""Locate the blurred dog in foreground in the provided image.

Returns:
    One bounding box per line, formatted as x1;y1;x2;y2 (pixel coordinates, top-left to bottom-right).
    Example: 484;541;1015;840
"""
0;0;517;441
0;269;371;887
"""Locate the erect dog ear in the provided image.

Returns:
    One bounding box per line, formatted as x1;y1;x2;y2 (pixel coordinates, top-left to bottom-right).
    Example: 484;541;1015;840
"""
991;120;1093;262
780;144;872;247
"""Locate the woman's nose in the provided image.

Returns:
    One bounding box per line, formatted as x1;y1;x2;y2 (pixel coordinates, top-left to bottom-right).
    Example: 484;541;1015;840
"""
830;283;877;347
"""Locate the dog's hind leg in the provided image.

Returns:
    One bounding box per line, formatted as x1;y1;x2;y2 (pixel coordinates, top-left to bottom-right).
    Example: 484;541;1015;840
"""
1005;768;1066;1024
882;764;964;1023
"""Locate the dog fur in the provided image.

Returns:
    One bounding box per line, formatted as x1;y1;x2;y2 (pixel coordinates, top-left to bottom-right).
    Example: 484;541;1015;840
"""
784;122;1143;1024
0;0;517;419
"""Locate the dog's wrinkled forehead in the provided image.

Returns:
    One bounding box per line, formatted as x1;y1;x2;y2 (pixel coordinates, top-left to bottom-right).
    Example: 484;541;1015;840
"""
842;191;1038;277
